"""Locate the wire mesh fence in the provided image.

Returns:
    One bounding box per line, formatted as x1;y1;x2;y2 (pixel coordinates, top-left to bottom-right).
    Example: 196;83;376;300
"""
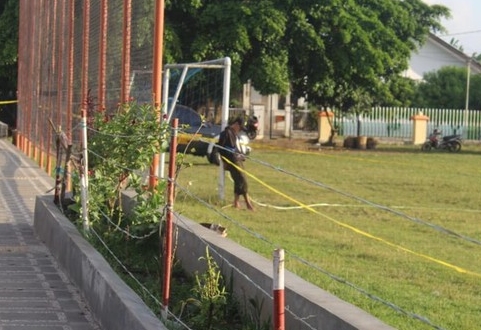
17;0;156;174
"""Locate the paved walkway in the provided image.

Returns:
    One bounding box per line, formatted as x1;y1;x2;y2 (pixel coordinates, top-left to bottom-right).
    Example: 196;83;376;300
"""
0;138;101;330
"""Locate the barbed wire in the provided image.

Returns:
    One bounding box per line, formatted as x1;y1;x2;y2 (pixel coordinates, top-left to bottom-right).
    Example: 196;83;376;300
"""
238;144;481;247
86;122;191;140
171;211;318;330
99;209;161;240
174;182;445;329
75;130;470;329
88;226;194;330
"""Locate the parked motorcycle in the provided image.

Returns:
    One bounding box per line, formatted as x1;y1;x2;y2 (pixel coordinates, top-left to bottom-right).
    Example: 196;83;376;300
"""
421;132;462;152
243;115;259;140
206;115;259;166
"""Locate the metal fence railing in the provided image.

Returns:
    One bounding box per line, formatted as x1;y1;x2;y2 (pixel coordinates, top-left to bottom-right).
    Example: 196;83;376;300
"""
290;107;481;141
336;107;481;140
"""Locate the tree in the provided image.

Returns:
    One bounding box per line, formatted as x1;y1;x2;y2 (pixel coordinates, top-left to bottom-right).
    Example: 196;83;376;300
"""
379;76;417;107
0;0;18;94
165;0;450;113
414;66;481;110
449;38;464;52
0;0;18;130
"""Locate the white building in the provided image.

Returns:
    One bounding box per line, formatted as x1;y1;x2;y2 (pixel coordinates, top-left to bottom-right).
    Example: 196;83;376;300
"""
403;33;481;81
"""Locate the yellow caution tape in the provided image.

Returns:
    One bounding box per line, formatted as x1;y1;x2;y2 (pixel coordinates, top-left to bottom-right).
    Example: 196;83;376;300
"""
0;100;18;105
222;156;481;278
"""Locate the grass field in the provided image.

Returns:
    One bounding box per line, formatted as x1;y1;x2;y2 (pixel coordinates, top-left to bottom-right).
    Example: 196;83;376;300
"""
172;139;481;330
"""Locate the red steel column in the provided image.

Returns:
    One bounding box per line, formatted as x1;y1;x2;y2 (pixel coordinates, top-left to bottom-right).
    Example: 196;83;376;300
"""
162;118;178;314
80;0;90;130
149;0;165;189
17;0;26;150
28;0;39;156
120;0;132;104
34;0;51;165
46;0;58;175
67;1;74;142
98;0;108;111
56;0;65;128
273;248;285;330
79;0;91;232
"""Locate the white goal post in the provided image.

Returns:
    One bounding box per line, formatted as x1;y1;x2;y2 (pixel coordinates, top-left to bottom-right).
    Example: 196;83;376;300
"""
161;57;232;200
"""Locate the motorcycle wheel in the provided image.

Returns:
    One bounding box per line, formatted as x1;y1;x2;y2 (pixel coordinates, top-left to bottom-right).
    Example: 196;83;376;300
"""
246;130;257;140
448;141;462;152
421;142;432;152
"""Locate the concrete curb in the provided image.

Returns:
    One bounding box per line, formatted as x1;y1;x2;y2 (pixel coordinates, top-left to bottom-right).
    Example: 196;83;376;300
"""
33;195;167;330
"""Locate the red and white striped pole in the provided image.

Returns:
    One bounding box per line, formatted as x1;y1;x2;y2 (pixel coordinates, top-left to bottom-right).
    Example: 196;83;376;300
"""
273;248;285;330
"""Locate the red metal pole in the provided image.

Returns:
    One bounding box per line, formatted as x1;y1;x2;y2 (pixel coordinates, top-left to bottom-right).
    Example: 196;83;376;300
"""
81;0;90;124
67;1;74;143
98;0;108;111
17;0;26;150
64;1;74;194
121;0;132;104
46;0;59;175
30;0;38;155
162;118;178;314
54;0;66;191
80;0;91;233
26;0;38;157
273;248;285;330
56;0;65;128
149;0;165;189
37;0;47;167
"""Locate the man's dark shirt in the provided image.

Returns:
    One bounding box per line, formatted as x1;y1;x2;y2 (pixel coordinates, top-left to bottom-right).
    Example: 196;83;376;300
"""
218;126;238;164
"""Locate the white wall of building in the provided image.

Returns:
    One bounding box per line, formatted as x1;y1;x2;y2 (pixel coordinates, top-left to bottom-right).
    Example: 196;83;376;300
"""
404;35;479;81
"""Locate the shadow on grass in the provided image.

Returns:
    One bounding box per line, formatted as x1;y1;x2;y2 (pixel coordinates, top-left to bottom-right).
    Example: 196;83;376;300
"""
254;137;481;155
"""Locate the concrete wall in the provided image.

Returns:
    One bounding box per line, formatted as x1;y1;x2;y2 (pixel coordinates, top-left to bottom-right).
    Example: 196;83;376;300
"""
173;214;395;330
33;195;168;330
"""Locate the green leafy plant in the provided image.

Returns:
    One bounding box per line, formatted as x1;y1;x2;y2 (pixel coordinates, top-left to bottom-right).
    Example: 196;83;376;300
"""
178;247;228;329
192;247;228;329
71;101;170;235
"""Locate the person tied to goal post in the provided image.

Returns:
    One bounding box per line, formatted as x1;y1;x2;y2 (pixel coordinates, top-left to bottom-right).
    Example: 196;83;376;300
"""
218;116;255;211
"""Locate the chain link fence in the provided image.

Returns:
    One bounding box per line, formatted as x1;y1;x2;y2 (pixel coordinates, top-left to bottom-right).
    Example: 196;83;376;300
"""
17;0;156;174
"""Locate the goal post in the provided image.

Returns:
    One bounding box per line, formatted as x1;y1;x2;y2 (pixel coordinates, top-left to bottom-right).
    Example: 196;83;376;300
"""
161;57;232;200
163;57;231;129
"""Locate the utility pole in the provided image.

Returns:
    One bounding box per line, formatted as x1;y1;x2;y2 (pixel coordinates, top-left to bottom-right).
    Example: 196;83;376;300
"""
464;57;471;139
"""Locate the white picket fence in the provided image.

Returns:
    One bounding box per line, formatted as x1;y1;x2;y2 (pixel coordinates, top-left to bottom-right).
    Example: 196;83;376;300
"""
330;107;481;140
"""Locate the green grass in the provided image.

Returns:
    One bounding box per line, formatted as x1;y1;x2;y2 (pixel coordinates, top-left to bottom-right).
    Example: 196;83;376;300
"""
173;141;481;330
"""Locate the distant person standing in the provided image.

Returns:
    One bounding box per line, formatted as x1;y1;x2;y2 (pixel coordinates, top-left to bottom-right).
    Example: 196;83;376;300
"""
218;117;254;210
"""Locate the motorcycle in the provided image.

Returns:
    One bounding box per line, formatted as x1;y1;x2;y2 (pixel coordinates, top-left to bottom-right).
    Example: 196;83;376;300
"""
243;115;259;140
421;132;462;152
207;115;259;165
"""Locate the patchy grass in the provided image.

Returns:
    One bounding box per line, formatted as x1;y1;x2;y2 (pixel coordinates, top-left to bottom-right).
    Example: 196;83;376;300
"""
173;140;481;330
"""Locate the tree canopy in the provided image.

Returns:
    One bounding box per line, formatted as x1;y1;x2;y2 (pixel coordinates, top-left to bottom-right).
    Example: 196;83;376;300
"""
165;0;450;111
414;66;481;110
